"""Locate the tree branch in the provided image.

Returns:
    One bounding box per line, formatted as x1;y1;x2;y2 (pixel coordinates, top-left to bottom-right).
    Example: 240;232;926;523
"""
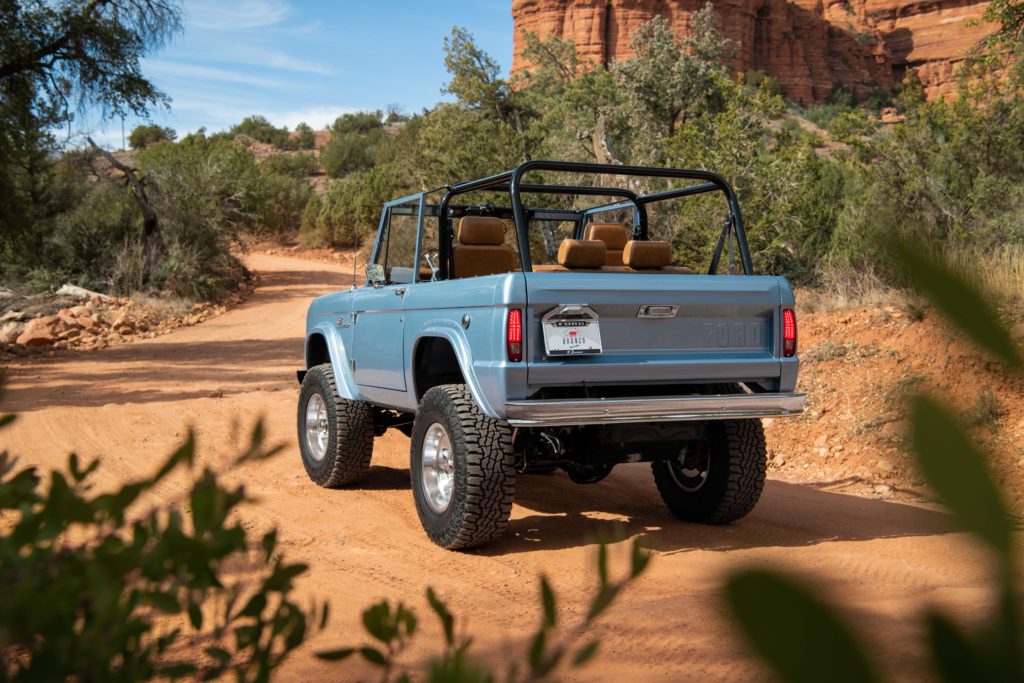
0;0;111;81
86;136;160;243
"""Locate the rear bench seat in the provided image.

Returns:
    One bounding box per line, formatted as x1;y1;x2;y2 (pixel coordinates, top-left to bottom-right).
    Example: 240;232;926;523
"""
582;223;630;266
622;240;695;274
534;238;694;274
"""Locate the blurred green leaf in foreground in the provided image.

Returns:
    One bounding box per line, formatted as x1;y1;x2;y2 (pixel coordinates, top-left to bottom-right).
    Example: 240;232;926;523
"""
725;242;1022;682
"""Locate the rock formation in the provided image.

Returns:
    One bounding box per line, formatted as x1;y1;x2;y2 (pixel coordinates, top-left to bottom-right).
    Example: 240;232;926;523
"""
511;0;995;103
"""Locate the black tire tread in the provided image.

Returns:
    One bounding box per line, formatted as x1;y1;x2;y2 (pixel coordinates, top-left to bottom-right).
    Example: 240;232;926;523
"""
298;364;374;488
412;384;515;549
652;418;766;524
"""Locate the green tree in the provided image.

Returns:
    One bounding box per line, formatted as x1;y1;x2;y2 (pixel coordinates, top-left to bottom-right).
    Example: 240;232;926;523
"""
0;0;183;286
229;115;291;148
293;121;316;150
443;27;536;161
613;5;735;140
320;111;385;178
128;123;176;149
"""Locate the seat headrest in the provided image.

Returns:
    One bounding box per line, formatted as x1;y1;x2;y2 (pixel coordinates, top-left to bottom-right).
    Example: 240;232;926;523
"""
557;239;607;269
458;216;505;245
623;240;672;269
583;223;630;250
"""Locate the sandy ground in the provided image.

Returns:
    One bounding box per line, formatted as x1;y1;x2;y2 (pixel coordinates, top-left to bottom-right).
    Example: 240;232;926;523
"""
2;253;1016;681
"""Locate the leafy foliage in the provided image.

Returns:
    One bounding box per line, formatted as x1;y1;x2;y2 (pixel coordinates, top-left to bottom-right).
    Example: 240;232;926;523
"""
0;411;320;681
130;124;177;149
724;247;1023;682
316;538;651;682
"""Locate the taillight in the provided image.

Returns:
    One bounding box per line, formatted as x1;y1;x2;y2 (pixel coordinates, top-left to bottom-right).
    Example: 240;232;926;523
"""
782;308;797;357
507;308;523;362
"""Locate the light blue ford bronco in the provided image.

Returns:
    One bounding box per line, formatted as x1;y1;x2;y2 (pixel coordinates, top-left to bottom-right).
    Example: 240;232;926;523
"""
297;161;805;549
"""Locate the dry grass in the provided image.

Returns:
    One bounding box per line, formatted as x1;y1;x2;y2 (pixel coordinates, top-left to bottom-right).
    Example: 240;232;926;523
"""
798;245;1024;314
943;245;1024;306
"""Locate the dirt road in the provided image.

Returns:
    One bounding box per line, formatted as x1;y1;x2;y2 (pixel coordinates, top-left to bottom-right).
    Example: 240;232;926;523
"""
3;254;1010;681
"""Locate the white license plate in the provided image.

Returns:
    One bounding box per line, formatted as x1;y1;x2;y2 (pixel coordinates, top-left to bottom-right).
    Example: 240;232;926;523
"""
543;319;603;356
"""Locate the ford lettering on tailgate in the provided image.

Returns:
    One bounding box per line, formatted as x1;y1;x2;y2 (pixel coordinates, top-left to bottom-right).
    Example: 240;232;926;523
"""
702;322;765;349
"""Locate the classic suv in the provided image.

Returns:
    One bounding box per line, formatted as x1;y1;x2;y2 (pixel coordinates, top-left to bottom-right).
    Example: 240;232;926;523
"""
297;160;805;550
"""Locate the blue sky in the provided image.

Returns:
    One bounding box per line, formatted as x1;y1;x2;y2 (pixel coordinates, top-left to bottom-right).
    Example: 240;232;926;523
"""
84;0;513;147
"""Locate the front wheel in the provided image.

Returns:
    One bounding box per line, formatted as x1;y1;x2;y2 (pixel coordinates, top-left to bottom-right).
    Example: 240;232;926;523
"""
297;364;374;487
651;419;766;524
410;384;515;549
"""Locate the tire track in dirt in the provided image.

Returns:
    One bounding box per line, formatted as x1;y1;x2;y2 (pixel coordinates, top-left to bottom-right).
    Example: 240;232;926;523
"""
2;253;1012;681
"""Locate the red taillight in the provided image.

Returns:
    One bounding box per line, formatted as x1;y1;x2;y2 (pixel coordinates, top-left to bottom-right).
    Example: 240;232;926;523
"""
782;308;797;357
507;308;523;362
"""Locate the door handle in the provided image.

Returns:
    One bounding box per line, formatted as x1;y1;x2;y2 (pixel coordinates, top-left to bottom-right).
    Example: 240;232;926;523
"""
393;288;406;296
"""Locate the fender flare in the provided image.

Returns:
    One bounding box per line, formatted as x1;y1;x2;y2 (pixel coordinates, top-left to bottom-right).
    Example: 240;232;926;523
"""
306;323;360;400
412;322;501;419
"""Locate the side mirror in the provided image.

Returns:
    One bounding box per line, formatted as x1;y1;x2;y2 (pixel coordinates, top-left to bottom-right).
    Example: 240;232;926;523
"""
365;263;385;288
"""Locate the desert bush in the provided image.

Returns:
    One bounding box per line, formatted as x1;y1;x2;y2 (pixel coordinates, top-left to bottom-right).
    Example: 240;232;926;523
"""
260;153;319;179
136;134;270;297
129;124;177;149
302;164;401;248
0;409;319;681
229;115;291;149
292;122;316;151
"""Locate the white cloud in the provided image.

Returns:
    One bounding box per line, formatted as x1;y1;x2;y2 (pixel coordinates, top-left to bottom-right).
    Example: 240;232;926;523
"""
186;0;290;31
146;59;286;87
270;106;362;130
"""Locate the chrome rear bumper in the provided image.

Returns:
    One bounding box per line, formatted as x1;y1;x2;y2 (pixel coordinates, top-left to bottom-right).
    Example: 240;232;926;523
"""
504;392;806;427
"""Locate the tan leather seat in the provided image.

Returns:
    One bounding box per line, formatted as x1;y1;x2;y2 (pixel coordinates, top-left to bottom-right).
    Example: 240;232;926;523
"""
583;223;630;266
533;239;616;272
452;217;516;278
623;240;695;274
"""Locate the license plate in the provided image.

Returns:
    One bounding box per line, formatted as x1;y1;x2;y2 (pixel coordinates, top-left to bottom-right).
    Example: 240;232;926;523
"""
542;305;603;356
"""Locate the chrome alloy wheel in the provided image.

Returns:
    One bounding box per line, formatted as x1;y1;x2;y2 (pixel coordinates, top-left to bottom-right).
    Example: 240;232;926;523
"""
421;422;455;513
668;445;710;493
304;392;330;462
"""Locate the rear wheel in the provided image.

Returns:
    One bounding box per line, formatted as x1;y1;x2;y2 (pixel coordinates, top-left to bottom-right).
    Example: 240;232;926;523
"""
297;364;374;487
651;419;766;524
410;384;515;549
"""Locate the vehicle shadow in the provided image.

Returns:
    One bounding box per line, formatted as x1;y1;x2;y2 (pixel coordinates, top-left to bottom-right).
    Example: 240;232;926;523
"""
356;465;410;491
2;337;306;412
479;467;956;555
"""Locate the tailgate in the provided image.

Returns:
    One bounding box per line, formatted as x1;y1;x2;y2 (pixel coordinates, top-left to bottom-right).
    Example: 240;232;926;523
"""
524;272;782;386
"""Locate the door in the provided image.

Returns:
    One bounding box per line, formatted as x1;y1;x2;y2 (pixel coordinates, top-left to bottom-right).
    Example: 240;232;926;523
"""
352;201;419;391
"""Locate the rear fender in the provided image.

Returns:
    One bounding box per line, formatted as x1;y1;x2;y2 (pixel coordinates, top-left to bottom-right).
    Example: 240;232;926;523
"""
412;323;501;419
306;323;359;400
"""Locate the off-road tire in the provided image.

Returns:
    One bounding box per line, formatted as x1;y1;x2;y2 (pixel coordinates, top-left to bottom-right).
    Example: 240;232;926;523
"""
297;363;374;487
410;384;515;549
651;418;767;524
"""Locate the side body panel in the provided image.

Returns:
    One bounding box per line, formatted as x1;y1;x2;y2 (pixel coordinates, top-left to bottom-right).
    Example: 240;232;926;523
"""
351;284;407;391
402;273;527;418
305;290;359;400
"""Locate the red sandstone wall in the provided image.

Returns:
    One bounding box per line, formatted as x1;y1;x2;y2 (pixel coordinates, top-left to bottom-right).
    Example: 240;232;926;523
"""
511;0;994;103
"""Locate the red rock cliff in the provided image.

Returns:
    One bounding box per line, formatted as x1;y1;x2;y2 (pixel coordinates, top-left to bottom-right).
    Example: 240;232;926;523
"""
511;0;995;103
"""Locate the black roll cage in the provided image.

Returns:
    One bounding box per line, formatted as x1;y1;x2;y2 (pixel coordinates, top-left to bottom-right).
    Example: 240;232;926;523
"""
379;160;753;282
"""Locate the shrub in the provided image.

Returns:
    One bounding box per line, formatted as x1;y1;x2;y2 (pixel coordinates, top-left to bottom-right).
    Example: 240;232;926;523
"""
0;410;319;681
292;122;316;151
229;115;291;149
129;124;177;149
137;134;266;298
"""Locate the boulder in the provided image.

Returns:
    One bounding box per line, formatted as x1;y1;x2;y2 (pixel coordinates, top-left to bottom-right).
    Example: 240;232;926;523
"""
15;315;59;346
56;284;111;301
0;321;22;344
